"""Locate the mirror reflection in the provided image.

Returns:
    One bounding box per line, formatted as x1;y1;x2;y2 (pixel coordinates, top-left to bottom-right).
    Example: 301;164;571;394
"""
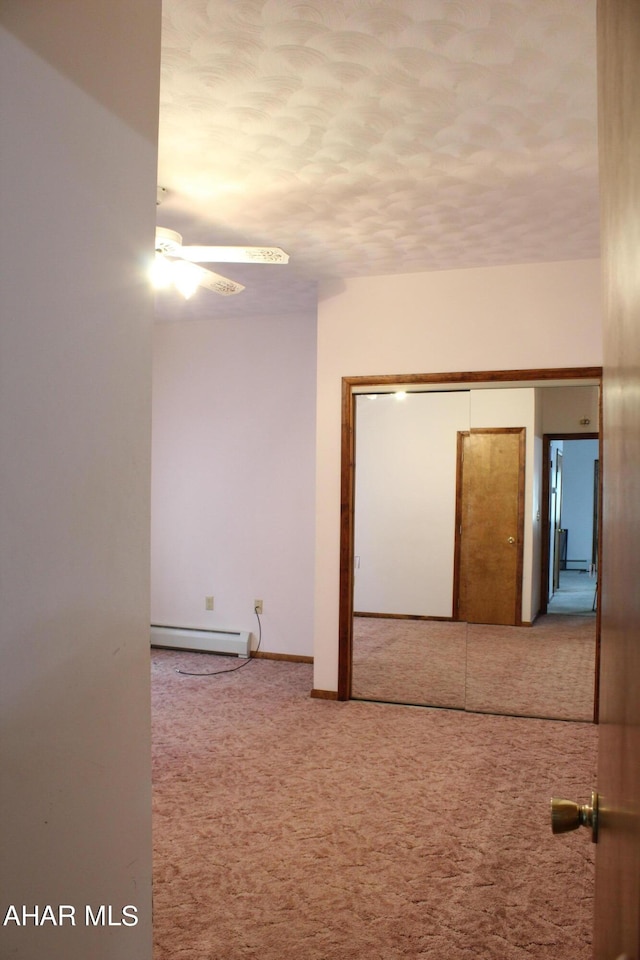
351;382;599;721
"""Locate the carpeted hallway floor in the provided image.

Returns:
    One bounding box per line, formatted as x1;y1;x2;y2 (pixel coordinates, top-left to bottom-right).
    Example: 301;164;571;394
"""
547;570;598;615
152;650;597;959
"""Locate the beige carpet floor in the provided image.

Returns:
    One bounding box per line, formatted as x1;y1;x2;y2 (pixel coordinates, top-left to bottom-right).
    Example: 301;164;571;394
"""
152;650;597;959
352;614;596;721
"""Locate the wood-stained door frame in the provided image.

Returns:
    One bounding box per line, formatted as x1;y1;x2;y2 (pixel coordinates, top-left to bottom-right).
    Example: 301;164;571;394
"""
338;366;602;701
453;427;526;626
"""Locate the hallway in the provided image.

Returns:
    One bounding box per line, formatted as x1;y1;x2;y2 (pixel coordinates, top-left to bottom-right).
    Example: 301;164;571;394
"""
547;570;598;616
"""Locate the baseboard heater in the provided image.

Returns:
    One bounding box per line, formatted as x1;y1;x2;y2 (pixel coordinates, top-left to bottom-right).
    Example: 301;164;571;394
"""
150;624;251;658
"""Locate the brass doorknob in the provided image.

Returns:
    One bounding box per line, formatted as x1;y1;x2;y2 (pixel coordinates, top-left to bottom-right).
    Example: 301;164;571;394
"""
507;536;515;544
550;790;598;842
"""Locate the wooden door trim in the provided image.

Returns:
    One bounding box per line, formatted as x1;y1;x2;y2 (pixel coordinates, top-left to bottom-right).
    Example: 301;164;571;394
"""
337;366;603;701
338;378;355;700
343;366;602;390
453;427;526;626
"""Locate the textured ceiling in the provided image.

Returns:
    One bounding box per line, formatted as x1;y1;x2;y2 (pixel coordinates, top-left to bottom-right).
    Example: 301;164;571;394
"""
156;0;599;318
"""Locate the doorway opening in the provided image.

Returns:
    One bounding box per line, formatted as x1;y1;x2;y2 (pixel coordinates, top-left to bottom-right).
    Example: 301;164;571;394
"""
540;433;601;619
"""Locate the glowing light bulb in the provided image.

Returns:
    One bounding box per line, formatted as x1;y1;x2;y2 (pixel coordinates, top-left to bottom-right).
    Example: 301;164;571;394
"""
149;252;173;289
171;260;204;299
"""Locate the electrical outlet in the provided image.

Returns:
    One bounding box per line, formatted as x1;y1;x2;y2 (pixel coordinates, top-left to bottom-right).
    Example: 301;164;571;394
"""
205;596;214;611
254;599;263;615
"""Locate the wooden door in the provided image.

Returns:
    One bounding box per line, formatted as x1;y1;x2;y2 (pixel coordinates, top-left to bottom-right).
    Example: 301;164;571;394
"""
593;1;640;957
454;428;525;626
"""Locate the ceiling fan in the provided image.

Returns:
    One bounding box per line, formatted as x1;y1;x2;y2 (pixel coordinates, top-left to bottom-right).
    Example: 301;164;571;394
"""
152;226;289;299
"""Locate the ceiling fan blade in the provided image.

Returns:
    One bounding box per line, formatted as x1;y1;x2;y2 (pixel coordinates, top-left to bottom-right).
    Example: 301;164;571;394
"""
155;226;183;256
197;267;245;296
179;245;289;265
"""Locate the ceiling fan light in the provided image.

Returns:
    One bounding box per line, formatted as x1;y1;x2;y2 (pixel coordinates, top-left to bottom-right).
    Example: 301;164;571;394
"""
171;259;205;299
150;252;173;289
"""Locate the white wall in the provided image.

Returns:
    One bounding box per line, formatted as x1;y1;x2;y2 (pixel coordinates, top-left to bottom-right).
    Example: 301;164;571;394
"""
354;391;469;617
315;259;603;692
0;5;160;958
541;384;600;432
151;311;317;656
